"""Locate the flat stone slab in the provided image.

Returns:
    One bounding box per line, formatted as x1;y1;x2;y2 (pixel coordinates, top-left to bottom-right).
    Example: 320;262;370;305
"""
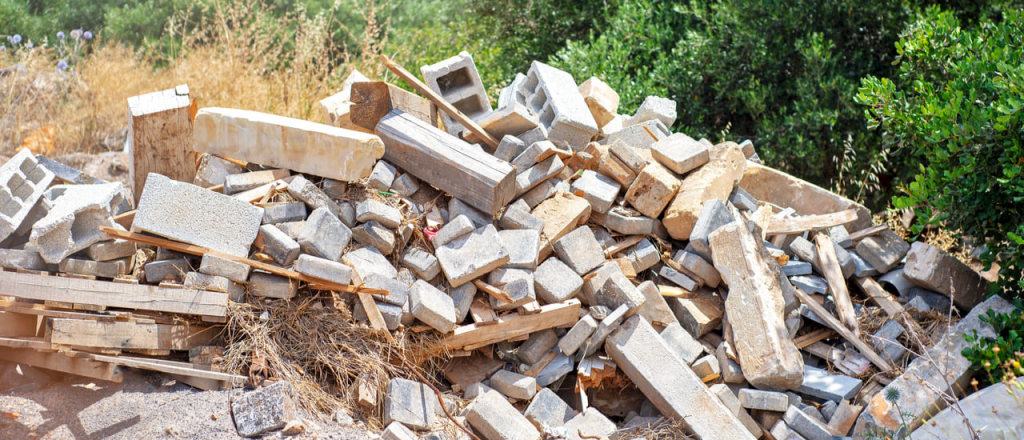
194;107;384;182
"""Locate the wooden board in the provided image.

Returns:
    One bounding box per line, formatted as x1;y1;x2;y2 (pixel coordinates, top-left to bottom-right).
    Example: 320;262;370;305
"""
350;81;433;131
0;311;39;337
47;319;219;351
766;209;858;235
0;271;228;317
472;279;513;304
0;347;123;383
793;328;835;349
469;298;498;325
792;288;890;371
0;336;51;350
439;299;580;351
101;227;386;296
127;84;195;205
376;110;516;217
815;234;860;336
0;301;173;324
88;354;246;387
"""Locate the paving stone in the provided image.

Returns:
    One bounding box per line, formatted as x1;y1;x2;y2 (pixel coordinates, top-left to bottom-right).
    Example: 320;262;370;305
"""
688;198;735;261
59;257;124;279
298;207;352;262
364;273;410;307
258;224;300;265
609;142;648;176
199;254;251;283
590;225;616;249
464;382;495;401
558;314;598;356
231;381;297;437
798;365;862;402
338;201;356;228
275;220;305;240
658;265;700;291
663;143;747;240
672;250;721;288
903;241;988;311
602;119;670;149
636;280;678;330
498;229;540;270
535;352;573;387
709;384;763;437
390;173;420;197
184;272;244;300
356;199;402;229
872;320;908;363
523;387;575;430
651;133;709;175
660;322;704;365
353;299;403;330
368;160;398;191
381;421;417;440
511;140;558;171
827;225;852;248
489;369;537;400
447;198;491;229
436;225;510;287
292;254;353;286
0;150;56;243
710;222;804;391
87;239;136;262
552;226;604;276
248;272;298;299
791;275;829;295
578;77;619;128
144;258;190;284
517;61;598;149
717;342;745;383
515;155;564;197
410;280;457;332
224;169;287;195
782;259;813;276
353;220;396;255
730;186;759;212
498;206;544;232
626;238;660;272
562;407;617;440
570;170;620;214
626;95;676;128
517;329;559;366
784;405;832;440
466;390;541;440
596;270;645;316
384;377;436;431
820;400;838;422
400;247;440;280
667;287;723;338
624;162;681;219
286;175;341;219
321;178;348;200
691;354;721;379
489;274;537;311
739;389;789;412
904;295;930;313
193;154;243;188
848;249;879;277
494;135;526;162
607;316;757;439
262;202;306;225
449;282;476;324
771;421;808;440
344;246;398;280
0;248;49;271
854;229;910;274
432;215;475;250
589;208;655;235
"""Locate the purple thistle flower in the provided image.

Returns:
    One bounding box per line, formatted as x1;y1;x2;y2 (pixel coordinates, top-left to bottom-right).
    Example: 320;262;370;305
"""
57;31;65;39
57;60;68;70
83;31;93;40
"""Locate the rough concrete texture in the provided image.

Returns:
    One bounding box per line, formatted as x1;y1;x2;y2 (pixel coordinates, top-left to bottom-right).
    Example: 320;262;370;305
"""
353;220;396;255
570;170;620;214
29;182;125;263
590;208;655;236
902;241;988;311
421;51;492;136
0;248;49;271
578;77;619;128
872;320;908;363
626;95;677;128
739;162;872;233
248;272;299;299
368;160;398;191
298;207;352;261
710;222;804;391
409;280;457;332
193;107;384;182
276;221;306;240
391;173;420;197
523;387;575;430
662;143;746;240
436;225;510;287
609;140;648;174
0;150;56;243
558;314;598;356
854;295;1015;437
87;239;136;262
855;229;910;274
651;133;709;175
363;273;410;306
494;135;527;162
134;174;263;258
448;198;491;229
691;354;721;378
466;390;541;440
532;192;592;260
489;370;537;400
552;226;605;275
739;389;790;412
660;322;704;365
344;246;398;280
908;383;1024;440
659;265;700;291
231;381;297;437
59;257;124;279
261;201;306;225
637;280;678;329
797;365;863;402
625;161;681;219
258;224;300;265
384;377;436;431
562;407;617;440
401;247;440;280
286;175;341;219
515;155;564;197
627;237;661;272
294;254;353;285
432;214;475;248
518;61;598;149
498;228;540;269
667;287;723;338
606;316;758;440
199;254;251;283
193;153;243;188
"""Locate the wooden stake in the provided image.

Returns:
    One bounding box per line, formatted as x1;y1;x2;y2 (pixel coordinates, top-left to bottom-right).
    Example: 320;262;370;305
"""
815;233;860;336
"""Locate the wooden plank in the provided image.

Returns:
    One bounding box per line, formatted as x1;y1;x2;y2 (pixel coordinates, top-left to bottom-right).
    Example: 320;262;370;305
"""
232;178;291;204
792;288;890;371
47;319;218;351
766;209;858;235
613;258;637;278
604;235;645;257
127;84;195;205
375;110;516;216
0;347;123;382
815;234;860;336
101;227;386;296
350;81;433;131
89;354;245;387
469;298;499;325
0;271;228;317
473;279;514;304
793;328;835;349
0;311;39;337
440;299;581;350
0;301;174;324
0;336;51;350
657;285;695;298
848;224;888;243
380;55;499;149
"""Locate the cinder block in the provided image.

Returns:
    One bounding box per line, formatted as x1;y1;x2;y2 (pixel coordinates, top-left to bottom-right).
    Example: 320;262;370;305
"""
534;257;583;304
353;220;396;255
517;61;598;149
30;182;126;263
262;202;306;225
294;254;352;285
652;133;709;175
257;224;300;265
0;150;57;243
87;239;137;262
421;51;492;136
248;272;298;299
626;95;677;128
436;225;510;287
298;207;352;261
200;254;251;283
134;174;263;258
552;226;605;276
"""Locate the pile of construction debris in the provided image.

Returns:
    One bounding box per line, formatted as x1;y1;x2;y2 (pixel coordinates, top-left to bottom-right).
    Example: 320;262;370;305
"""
0;52;1011;440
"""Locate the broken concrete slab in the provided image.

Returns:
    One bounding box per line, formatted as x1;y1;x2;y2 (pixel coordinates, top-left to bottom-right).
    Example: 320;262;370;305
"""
854;229;909;274
465;390;541;440
739;162;872;232
421;51;492;136
134;173;263;258
663;143;747;240
902;241;988;311
384;377;436;431
30;182;126;263
605;316;758;440
231;381;297;437
710;222;804;391
625;161;681;219
194;107;384;182
436;225;510;287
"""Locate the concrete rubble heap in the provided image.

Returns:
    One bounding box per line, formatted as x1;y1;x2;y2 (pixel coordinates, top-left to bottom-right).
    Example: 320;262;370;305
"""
0;54;1011;440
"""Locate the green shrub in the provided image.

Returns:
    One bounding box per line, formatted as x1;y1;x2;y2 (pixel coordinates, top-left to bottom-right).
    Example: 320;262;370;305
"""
962;304;1024;383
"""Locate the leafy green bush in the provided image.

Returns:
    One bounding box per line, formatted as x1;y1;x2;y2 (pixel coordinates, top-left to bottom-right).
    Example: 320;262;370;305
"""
962;304;1024;383
856;7;1024;297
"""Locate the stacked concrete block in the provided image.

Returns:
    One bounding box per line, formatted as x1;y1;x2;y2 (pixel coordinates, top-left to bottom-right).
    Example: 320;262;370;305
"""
421;51;492;136
30;182;126;263
0;150;56;243
626;96;677;128
517;61;599;149
134;174;263;258
298;207;352;261
570;170;620;214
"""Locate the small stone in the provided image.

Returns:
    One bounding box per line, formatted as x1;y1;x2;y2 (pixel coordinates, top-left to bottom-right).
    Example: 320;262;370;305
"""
410;280;457;333
489;370;537;400
667;287;723;337
739;389;789;412
281;420;305;436
449;282;477;324
356;199;403;229
626;95;676;128
448;198;491;229
552;226;605;276
709;383;762;437
231;381;297;437
828;225;852;248
59;258;124;279
321;179;348;200
578;304;629;358
390;173;420;197
625;237;660;273
184;272;244;300
589;208;656;235
636;280;678;329
688;198;734;261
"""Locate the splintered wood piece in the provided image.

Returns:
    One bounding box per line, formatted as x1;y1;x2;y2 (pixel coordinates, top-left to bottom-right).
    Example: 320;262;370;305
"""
766;209;858;235
440;299;581;351
473;279;514;304
469;298;499;325
127;85;195;205
101;227;385;296
793;328;835;349
380;55;499;149
519;301;542;315
815;234;860;336
657;285;695;298
613;258;637;278
793;287;890;371
344;263;396;344
604;235;646;257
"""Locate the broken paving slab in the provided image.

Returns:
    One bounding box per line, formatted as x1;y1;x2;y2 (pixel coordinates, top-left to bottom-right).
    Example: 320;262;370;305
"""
902;241;988;311
193;107;384;182
662;142;746;240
